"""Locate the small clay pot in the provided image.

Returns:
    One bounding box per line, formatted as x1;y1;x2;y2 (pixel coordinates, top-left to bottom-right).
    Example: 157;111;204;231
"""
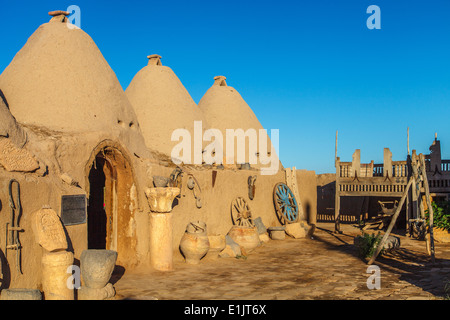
80;250;117;289
153;176;170;188
207;234;226;258
227;225;260;252
180;221;210;264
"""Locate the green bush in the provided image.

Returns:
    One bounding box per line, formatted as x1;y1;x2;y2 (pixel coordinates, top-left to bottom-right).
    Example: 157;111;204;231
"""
426;201;450;232
355;232;384;259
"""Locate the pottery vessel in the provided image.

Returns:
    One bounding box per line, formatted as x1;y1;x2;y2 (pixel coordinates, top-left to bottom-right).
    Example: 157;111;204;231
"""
180;221;210;264
80;250;117;289
153;176;170;188
207;234;226;258
227;225;261;252
145;187;180;213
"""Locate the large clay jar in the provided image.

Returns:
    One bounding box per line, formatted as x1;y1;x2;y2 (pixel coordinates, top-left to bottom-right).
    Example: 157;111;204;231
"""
80;250;118;289
179;221;210;264
227;226;261;252
207;234;226;258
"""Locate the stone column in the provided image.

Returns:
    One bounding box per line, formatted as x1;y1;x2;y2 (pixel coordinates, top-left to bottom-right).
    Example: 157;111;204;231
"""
32;207;74;300
41;251;74;300
351;149;361;177
149;212;174;271
145;187;180;272
383;148;393;177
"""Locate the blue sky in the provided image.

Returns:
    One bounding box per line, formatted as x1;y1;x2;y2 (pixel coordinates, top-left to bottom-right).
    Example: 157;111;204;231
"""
1;0;449;174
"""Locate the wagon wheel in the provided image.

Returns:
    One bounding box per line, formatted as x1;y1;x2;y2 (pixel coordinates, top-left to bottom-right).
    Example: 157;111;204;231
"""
231;197;254;227
273;183;299;225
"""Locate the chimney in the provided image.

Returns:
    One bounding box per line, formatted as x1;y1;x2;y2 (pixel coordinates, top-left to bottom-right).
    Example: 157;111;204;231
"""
147;54;162;66
48;10;70;23
213;76;227;87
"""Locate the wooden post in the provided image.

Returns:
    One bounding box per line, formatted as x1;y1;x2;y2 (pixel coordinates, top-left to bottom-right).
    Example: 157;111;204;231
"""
419;154;436;263
407;127;410;156
335;131;338;163
335;156;341;233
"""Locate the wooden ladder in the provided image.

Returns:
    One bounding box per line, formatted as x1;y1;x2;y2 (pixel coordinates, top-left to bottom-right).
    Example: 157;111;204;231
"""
368;152;436;265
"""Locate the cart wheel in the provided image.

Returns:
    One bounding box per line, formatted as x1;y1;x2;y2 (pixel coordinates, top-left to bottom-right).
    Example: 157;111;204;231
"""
231;197;254;227
273;183;299;225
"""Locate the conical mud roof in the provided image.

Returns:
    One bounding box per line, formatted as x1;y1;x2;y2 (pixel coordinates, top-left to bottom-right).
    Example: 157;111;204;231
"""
198;76;265;132
198;76;277;169
0;12;140;134
126;55;209;159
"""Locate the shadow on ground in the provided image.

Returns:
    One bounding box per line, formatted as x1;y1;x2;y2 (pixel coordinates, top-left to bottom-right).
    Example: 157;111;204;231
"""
314;224;450;298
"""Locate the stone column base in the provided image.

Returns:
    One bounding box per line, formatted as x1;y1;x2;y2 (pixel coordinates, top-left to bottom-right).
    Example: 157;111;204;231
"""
78;283;115;300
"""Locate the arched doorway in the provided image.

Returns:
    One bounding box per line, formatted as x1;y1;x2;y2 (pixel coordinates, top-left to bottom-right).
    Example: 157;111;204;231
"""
86;143;137;267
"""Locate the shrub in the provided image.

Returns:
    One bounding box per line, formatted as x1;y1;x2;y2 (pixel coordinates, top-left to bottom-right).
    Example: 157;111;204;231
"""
426;201;450;232
355;232;384;259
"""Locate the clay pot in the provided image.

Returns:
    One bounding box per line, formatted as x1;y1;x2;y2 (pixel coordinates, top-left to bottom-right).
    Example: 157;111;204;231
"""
153;176;170;188
80;250;117;289
207;234;226;258
180;221;210;264
227;225;261;252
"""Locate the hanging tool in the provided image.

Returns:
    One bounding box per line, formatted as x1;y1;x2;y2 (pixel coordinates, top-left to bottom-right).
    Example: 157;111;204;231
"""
187;174;202;209
5;179;24;274
248;175;257;200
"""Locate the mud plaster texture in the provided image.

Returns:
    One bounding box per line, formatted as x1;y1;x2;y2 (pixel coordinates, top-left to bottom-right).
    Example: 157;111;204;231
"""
0;16;316;295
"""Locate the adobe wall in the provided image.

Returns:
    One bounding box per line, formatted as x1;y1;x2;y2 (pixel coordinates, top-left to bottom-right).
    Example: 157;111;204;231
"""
296;169;317;226
0;172;86;291
0;138;318;291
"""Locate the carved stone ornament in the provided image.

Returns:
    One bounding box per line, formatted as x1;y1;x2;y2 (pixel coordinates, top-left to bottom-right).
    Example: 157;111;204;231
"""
32;207;68;252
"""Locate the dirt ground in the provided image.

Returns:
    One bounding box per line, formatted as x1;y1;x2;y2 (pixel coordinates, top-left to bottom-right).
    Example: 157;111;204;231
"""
111;222;450;300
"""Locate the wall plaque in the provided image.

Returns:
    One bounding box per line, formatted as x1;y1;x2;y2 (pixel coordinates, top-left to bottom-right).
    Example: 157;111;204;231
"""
61;194;87;226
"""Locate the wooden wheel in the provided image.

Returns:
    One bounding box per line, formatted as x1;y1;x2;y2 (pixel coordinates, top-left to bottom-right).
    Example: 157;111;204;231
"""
273;183;299;224
231;197;254;227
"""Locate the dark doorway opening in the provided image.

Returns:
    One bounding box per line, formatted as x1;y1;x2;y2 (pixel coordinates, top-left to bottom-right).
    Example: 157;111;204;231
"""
87;156;110;249
85;144;137;268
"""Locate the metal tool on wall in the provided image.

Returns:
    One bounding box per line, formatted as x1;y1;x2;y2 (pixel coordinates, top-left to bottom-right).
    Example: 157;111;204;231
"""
169;167;183;197
5;179;24;274
248;175;257;200
187;174;202;209
212;170;217;188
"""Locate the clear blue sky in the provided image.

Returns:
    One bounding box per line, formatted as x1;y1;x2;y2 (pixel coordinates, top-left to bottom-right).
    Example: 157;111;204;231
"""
1;0;449;174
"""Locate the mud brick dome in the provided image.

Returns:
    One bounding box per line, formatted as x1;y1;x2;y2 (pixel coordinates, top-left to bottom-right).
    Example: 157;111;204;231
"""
126;55;209;159
0;15;141;136
198;76;277;168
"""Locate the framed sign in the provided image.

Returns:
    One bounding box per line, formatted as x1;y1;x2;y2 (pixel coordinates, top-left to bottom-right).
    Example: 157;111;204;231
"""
61;194;87;226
